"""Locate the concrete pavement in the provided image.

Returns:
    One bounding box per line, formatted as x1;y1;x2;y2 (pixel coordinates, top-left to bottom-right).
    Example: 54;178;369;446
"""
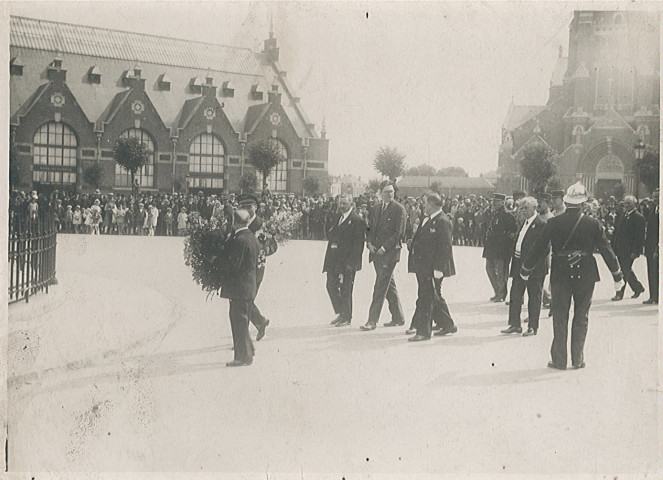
7;234;661;476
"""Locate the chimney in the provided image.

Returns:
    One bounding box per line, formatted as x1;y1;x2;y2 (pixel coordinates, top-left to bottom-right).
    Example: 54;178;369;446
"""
47;52;67;82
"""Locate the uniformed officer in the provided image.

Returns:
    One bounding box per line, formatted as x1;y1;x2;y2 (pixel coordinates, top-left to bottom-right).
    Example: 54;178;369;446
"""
483;193;517;302
520;182;624;370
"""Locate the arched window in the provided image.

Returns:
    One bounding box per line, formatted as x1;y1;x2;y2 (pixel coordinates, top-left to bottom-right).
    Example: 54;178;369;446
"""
115;128;155;188
261;138;288;192
32;122;78;186
188;133;224;190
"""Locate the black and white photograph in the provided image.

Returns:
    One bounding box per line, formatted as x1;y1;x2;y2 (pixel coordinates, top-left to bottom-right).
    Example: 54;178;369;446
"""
3;1;662;477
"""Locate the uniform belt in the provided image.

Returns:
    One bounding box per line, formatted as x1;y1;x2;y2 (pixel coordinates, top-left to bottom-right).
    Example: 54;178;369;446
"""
554;250;592;257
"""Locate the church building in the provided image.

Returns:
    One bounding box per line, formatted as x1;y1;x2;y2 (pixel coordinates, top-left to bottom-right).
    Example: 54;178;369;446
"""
498;11;659;199
9;16;329;195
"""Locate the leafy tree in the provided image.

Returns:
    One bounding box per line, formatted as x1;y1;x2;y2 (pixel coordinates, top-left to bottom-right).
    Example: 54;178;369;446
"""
246;139;285;188
113;136;152;192
437;166;469;177
519;143;557;194
406;163;436;176
303;175;320;195
637;147;660;195
374;146;406;181
546;176;564;192
366;178;382;194
239;172;258;193
9;136;21;189
83;164;104;189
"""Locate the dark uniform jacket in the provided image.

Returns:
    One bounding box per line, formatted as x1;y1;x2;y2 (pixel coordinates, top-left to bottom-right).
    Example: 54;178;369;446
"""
645;203;659;257
248;215;277;272
367;200;407;264
510;216;549;278
612;209;646;258
522;209;621;284
482;206;517;259
220;229;259;300
408;211;456;277
322;209;365;273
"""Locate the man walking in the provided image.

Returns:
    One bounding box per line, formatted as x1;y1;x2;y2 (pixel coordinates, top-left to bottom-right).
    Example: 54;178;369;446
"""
521;182;624;370
361;180;407;330
221;209;259;367
323;194;366;327
483;193;517;302
610;195;646;301
501;197;548;336
407;193;457;341
643;188;659;304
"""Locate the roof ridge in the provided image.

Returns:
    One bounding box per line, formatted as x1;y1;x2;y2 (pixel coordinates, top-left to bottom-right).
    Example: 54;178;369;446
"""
11;15;256;53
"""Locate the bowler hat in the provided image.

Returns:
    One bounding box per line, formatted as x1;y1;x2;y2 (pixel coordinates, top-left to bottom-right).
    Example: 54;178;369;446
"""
492;193;506;201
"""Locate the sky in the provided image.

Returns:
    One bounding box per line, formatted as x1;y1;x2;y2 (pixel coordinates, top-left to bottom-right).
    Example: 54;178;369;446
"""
7;1;661;180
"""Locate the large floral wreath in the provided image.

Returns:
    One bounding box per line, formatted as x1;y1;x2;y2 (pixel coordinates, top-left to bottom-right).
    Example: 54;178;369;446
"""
184;210;302;296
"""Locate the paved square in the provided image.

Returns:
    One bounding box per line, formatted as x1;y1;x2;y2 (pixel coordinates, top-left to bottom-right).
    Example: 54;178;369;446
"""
7;235;660;475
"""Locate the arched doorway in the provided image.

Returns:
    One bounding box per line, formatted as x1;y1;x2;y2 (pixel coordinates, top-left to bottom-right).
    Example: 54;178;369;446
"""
595;154;624;200
578;140;636;200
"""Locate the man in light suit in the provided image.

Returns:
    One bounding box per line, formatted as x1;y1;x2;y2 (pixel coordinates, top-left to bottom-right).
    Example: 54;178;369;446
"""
501;197;549;336
323;194;366;327
361;180;407;330
221;209;259;367
407;193;457;341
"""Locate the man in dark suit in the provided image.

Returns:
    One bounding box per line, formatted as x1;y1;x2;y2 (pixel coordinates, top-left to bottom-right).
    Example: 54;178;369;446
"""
610;195;646;301
501;197;549;336
643;188;659;304
361;180;407;330
238;194;275;341
323;194;366;327
221;209;259;367
483;193;517;302
407;193;457;341
521;182;624;370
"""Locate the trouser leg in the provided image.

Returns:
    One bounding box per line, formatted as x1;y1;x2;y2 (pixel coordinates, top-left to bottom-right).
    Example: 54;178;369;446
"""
550;281;572;368
508;274;526;328
647;254;659;301
249;268;267;329
485;259;499;297
339;270;356;322
526;276;545;331
368;261;398;324
385;266;405;323
570;282;594;367
432;277;454;330
326;272;342;315
229;299;254;362
414;272;434;338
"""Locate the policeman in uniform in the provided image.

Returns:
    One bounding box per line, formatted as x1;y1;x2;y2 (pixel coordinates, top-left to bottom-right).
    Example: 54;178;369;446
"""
520;182;624;370
483;193;517;302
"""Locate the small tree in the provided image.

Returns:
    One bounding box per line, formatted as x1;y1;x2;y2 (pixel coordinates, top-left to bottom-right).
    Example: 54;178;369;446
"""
239;172;258;193
9;136;21;190
246;139;285;188
366;178;382;194
83;164;104;189
374;146;406;181
113;137;152;191
437;166;469;177
406;163;436;176
547;176;564;192
303;175;320;196
519;143;557;194
637;147;660;195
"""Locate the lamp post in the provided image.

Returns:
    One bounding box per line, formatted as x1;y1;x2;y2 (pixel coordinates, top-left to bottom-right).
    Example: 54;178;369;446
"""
633;138;645;199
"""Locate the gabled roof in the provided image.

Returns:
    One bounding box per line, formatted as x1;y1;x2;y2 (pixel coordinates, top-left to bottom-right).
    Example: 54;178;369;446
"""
570;62;590;80
587;107;634;133
398;176;494;189
551;56;568;86
175;97;204;130
97;89;132;125
502;103;546;130
10;82;49;125
512;134;551;157
10;16;262;76
244;103;271;134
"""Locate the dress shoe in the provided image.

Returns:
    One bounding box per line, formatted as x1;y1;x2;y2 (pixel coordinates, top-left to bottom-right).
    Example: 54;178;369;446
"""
408;335;430;342
432;325;442;331
631;289;645;299
226;359;252;367
522;328;537;337
434;325;458;336
335;319;351;327
547;361;566;370
489;296;498;302
643;298;658;305
572;362;586;369
500;325;522;334
491;297;504;303
360;323;376;331
330;315;342;325
384;320;405;327
256;319;269;341
405;328;417;335
611;294;623;301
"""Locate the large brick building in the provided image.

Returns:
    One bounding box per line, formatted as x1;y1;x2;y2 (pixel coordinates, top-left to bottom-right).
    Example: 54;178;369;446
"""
9;16;329;195
498;11;659;199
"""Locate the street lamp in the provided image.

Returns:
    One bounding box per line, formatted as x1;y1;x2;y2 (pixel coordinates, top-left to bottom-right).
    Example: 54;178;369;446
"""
633;138;645;199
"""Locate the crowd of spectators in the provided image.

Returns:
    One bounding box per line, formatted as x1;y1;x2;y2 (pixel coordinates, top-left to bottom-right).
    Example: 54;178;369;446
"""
9;187;657;245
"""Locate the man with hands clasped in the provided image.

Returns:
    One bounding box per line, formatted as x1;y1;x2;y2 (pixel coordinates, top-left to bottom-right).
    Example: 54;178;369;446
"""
406;193;457;341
